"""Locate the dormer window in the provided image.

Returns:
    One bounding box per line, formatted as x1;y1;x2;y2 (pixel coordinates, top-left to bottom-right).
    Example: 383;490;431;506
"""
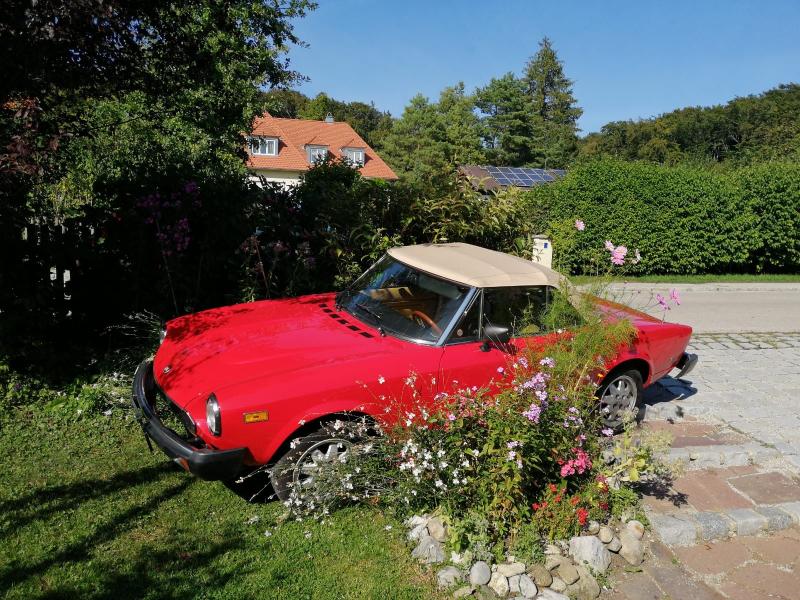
249;136;279;156
342;147;365;166
306;145;328;164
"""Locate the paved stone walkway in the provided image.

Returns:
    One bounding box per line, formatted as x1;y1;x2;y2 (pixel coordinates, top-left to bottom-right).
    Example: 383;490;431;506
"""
644;333;800;460
604;330;800;599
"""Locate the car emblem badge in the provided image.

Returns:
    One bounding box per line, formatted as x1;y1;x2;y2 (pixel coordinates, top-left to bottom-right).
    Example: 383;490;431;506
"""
162;365;172;374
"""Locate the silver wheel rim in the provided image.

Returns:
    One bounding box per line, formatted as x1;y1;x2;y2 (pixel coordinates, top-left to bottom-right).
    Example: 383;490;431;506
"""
600;374;638;426
292;438;352;489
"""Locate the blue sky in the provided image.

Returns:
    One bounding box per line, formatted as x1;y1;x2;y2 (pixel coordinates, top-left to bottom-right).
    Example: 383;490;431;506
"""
287;0;800;133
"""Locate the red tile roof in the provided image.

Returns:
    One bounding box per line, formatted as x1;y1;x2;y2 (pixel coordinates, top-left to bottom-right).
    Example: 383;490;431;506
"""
247;113;398;180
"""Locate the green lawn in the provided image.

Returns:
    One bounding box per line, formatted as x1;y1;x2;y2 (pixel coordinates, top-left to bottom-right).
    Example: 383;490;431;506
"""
571;273;800;285
0;411;442;600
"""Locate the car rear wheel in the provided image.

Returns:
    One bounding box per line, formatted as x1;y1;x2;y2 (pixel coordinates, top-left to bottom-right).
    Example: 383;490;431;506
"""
270;430;353;502
598;369;643;431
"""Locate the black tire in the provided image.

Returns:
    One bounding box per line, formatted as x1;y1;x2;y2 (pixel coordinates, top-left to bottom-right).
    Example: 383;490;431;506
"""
221;468;272;503
597;369;644;431
269;430;353;502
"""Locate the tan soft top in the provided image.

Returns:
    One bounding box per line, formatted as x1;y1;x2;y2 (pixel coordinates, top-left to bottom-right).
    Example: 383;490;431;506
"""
387;243;563;289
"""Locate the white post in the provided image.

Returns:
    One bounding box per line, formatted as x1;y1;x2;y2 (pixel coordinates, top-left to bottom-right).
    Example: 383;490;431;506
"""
531;235;553;269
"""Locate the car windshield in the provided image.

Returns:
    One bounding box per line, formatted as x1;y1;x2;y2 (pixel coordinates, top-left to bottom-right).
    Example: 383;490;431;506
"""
336;255;471;343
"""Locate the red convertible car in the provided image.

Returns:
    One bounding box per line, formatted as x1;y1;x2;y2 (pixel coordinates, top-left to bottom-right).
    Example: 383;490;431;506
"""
132;243;696;498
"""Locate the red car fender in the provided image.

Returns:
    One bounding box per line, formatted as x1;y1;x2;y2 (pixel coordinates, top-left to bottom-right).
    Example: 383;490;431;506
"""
251;397;385;465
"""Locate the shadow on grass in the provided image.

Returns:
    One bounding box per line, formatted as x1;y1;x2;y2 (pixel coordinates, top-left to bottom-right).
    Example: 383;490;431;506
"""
0;462;177;535
35;535;245;600
0;473;194;592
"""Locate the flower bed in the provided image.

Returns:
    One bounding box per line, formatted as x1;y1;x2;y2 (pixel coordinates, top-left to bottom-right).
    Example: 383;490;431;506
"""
277;240;676;598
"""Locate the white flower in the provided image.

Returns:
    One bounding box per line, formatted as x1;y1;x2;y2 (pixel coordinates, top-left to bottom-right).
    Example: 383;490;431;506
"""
264;530;272;537
384;525;392;531
435;479;444;488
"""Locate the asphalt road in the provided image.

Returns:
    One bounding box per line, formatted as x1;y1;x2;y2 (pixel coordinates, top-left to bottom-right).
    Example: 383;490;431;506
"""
605;282;800;333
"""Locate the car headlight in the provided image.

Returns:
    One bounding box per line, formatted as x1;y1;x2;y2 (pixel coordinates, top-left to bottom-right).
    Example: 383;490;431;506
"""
206;393;221;436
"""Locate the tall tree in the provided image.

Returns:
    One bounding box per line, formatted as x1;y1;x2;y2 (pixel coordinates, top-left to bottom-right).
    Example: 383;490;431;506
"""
474;73;537;166
523;37;582;126
381;84;484;193
0;0;315;362
437;83;485;166
380;94;450;192
522;37;582;167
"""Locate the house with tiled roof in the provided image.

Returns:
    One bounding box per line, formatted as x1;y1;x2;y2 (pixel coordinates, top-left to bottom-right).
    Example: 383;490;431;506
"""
246;112;398;185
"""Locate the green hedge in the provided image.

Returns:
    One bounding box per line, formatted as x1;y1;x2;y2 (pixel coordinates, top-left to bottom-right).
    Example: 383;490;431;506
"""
524;159;800;274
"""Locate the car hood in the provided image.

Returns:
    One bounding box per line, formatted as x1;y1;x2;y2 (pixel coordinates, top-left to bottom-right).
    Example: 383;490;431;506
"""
152;293;387;409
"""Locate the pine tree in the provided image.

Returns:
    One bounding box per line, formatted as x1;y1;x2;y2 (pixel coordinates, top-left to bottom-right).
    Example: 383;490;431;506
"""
522;37;582;167
523;37;582;126
381;85;484;193
475;73;538;166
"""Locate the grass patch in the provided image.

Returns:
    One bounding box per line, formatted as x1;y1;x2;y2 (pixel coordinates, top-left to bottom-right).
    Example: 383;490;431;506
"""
571;273;800;285
0;410;442;599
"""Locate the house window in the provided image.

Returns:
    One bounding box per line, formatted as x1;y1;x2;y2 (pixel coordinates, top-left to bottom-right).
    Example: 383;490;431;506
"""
249;136;279;156
343;147;365;166
306;145;328;163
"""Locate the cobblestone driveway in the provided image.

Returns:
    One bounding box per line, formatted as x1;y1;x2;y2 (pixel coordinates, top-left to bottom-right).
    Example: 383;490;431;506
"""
607;331;800;599
647;332;800;457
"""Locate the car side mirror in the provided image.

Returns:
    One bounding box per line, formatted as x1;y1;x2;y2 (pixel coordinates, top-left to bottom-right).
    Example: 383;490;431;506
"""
481;324;511;351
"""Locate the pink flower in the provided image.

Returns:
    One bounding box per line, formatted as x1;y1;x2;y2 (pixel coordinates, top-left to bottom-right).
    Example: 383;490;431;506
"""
610;245;628;266
602;428;614;437
670;288;681;306
656;293;670;311
575;219;585;231
539;357;555;368
604;240;615;251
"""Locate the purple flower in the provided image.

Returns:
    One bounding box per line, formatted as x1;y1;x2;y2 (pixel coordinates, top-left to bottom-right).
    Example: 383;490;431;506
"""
656;293;670;311
539;357;555;368
602;428;614;437
575;219;585;231
670;288;681;306
523;403;542;423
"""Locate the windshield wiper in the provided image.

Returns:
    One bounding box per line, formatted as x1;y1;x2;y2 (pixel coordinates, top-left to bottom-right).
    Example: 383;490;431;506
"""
353;302;386;336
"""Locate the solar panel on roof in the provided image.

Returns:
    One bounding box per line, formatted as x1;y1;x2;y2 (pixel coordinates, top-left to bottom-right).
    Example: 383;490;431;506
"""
478;165;565;189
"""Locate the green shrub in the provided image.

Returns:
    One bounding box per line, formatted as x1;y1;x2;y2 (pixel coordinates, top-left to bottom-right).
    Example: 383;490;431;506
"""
525;159;800;274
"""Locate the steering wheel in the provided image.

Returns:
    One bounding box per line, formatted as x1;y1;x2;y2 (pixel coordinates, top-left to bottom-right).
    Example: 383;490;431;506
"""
410;310;442;335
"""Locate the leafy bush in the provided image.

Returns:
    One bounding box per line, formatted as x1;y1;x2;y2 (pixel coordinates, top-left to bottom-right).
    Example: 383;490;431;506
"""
525;159;800;274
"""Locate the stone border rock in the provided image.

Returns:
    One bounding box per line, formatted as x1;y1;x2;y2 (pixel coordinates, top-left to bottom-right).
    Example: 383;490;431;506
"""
405;515;649;599
648;501;800;546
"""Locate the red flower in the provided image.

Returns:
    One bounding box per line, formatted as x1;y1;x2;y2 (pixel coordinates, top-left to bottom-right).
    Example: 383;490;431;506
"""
570;496;580;506
576;508;589;526
549;483;558;493
532;503;540;511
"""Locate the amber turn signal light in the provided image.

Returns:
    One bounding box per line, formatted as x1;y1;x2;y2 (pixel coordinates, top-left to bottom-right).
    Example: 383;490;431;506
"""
243;411;269;424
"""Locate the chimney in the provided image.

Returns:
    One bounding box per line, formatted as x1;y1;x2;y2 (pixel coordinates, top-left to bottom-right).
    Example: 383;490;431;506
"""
324;112;334;124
